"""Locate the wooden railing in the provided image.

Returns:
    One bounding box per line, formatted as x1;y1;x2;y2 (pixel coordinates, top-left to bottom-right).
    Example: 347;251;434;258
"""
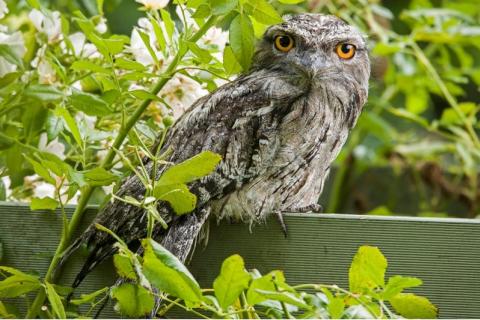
1;202;479;318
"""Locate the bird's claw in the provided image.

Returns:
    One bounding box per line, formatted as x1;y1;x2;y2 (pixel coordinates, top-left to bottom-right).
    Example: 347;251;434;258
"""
275;211;288;238
284;203;323;213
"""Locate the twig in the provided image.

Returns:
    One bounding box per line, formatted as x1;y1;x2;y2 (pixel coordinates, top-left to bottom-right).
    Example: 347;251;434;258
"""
25;15;218;318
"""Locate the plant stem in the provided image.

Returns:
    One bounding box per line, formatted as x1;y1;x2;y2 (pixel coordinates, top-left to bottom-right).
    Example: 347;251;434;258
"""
0;132;42;154
293;284;379;318
25;16;218;319
273;282;292;319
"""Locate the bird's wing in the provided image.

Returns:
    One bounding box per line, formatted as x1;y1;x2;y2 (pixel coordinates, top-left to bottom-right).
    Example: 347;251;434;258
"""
65;73;298;288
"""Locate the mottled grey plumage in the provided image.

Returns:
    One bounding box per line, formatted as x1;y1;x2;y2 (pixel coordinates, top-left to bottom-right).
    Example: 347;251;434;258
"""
66;13;370;292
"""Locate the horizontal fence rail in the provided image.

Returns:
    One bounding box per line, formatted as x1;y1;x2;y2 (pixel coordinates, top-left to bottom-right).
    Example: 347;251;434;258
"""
0;202;479;318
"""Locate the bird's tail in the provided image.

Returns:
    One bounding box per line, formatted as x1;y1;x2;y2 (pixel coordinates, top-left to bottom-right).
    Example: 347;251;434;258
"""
54;226;115;301
149;206;211;317
71;245;116;289
53;232;89;282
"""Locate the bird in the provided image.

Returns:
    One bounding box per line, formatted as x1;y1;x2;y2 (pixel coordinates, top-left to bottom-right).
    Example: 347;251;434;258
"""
63;13;370;296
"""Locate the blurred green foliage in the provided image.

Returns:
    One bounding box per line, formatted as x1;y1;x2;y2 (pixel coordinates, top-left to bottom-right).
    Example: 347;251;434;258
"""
1;0;479;218
0;0;468;318
306;0;480;218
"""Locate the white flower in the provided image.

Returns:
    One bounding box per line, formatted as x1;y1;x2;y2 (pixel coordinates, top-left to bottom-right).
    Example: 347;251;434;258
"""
160;74;207;119
102;184;114;195
38;133;66;160
1;176;11;199
0;0;8;19
199;26;228;61
30;45;57;83
38;58;56;84
60;32;101;58
82;43;101;58
25;174;80;205
0;31;25;77
29;9;62;43
95;17;107;34
25;175;56;199
33;182;56;199
130;18;164;66
66;32;86;56
71;80;82;90
136;0;169;10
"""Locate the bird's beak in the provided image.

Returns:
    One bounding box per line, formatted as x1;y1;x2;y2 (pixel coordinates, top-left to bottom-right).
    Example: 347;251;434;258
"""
300;52;329;79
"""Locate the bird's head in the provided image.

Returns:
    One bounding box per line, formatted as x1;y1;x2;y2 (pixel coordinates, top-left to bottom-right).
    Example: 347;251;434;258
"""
252;14;370;104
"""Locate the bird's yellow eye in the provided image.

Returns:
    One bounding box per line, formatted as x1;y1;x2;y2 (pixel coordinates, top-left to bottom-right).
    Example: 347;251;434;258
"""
274;35;294;52
335;43;356;60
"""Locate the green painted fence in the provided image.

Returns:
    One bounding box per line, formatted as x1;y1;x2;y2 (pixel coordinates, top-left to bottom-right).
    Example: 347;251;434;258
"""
0;202;479;318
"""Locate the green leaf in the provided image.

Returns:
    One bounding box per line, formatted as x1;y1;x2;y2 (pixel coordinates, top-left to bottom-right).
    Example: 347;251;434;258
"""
193;3;212;18
40;151;70;177
30;197;59;211
388;107;429;128
251;16;268;38
254;289;310;309
0;300;15;318
97;0;105;15
70;287;109;305
69;89;112;116
247;270;285;305
26;0;40;8
137;29;159;64
128;89;162;101
0;266;33;276
22;104;48;142
111;283;154;317
245;0;282;25
440;102;476;125
160;9;175;40
213;254;251;309
51;284;73;297
71;60;110;74
276;0;303;4
115;57;147;71
0;44;24;68
368;205;395;216
46;112;64;141
113;254;137;280
229;14;255;70
142;239;202;304
372;42;403;56
390;293;438;319
0;274;41;298
45;282;66;319
25;156;55;184
24;85;64;102
223;45;242;75
83;167;118;186
156;151;222;186
149;17;167;51
210;0;238;15
0;132;14;150
154;183;197;215
382;276;422;300
357;111;396;144
103;35;129;55
54;107;83;148
186;41;213;63
328;297;345;319
349;246;387;293
406;88;429;114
